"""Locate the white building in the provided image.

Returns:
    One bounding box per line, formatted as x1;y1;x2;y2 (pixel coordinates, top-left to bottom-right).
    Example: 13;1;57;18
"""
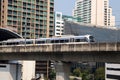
73;0;115;27
108;7;115;27
0;61;22;80
22;60;36;80
0;60;36;80
54;12;64;36
105;63;120;80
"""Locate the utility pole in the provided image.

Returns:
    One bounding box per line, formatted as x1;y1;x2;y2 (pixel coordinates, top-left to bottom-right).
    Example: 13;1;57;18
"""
25;17;27;49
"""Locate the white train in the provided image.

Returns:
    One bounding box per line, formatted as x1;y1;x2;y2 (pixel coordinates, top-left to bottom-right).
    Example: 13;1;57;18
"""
0;35;95;46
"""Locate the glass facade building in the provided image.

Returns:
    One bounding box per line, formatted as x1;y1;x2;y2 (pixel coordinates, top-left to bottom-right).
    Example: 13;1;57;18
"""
62;15;81;23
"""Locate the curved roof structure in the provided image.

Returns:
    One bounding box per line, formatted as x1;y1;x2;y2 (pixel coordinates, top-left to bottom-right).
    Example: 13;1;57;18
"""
0;28;22;41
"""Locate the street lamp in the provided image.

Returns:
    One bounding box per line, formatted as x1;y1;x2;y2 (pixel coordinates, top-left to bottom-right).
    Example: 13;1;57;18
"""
24;17;27;48
116;28;118;43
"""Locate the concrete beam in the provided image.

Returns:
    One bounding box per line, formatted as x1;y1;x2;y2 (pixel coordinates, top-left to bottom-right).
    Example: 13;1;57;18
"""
0;43;120;62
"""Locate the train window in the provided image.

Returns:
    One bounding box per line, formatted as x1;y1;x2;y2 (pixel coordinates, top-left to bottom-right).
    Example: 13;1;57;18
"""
55;40;59;43
60;40;65;43
20;41;24;44
75;38;87;42
16;42;18;45
41;41;45;44
89;36;94;39
81;39;87;42
90;39;94;42
64;39;69;43
89;36;94;42
26;41;33;44
8;42;19;45
7;42;11;45
3;42;6;45
36;41;45;44
13;42;19;45
75;39;80;42
14;42;18;45
46;39;50;43
51;40;54;43
40;41;45;44
36;41;40;44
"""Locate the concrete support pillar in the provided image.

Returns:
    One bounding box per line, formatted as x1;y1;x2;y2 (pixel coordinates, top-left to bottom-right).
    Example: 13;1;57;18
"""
55;61;71;80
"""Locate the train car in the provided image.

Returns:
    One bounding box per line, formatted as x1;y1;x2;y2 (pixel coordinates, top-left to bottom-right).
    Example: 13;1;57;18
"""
0;35;95;46
0;38;25;46
35;34;95;44
0;38;34;46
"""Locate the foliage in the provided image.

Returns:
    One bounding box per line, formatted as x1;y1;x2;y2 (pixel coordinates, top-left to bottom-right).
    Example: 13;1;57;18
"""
94;67;105;80
81;69;91;80
72;68;81;77
71;65;105;80
49;69;56;80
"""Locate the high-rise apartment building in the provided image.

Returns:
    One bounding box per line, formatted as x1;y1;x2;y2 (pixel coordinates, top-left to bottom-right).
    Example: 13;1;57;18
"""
0;0;54;39
54;12;64;36
0;0;54;79
73;0;115;27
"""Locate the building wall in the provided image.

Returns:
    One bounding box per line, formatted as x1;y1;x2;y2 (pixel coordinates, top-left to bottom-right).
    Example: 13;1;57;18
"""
91;0;105;26
0;63;21;80
108;8;115;26
22;61;36;80
105;63;120;80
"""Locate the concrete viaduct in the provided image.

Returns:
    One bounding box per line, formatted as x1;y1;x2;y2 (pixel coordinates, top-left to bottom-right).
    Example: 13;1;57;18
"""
0;27;120;63
0;42;120;63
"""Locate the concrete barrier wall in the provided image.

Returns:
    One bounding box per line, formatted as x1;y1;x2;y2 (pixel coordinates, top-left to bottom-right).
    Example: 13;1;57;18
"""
0;42;120;53
0;43;120;62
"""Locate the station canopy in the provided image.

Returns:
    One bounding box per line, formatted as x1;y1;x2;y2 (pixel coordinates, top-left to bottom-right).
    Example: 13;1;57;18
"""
0;28;22;41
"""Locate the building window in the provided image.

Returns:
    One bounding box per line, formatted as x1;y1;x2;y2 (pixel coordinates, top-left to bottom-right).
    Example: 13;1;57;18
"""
8;0;12;4
56;14;61;20
0;65;6;68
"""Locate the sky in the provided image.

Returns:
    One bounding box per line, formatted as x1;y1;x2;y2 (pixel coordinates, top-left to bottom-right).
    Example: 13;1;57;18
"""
54;0;120;26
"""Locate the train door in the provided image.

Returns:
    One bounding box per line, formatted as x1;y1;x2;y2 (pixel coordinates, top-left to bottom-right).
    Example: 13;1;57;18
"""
70;38;74;42
46;39;50;43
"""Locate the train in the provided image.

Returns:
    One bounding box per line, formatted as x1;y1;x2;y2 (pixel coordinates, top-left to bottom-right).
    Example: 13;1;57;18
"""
0;35;95;46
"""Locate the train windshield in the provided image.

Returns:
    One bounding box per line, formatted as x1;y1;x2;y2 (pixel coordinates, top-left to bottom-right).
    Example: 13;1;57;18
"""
89;36;95;42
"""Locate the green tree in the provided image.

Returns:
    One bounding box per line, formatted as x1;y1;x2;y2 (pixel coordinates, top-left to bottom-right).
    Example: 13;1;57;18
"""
95;67;105;80
81;69;90;80
49;69;56;80
73;68;81;77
